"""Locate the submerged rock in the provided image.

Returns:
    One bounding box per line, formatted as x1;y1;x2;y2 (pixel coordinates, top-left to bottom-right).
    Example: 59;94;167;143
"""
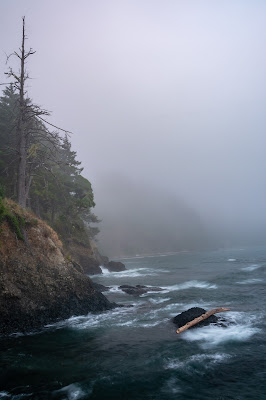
173;307;219;328
0;200;115;335
119;285;163;296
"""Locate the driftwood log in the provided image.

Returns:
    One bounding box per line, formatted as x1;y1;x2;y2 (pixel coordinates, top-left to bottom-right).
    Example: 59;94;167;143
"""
176;307;230;334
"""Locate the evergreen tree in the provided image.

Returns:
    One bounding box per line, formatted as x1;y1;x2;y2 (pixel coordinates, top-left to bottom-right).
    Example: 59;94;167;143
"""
0;17;100;244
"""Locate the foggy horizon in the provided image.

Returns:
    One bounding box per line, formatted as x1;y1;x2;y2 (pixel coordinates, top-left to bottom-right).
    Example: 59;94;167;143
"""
1;0;266;254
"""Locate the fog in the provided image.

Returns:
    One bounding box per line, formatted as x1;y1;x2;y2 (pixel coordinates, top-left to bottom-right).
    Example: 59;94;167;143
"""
1;1;266;255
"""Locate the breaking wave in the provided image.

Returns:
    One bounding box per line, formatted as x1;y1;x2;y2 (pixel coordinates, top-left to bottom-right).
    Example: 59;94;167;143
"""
241;264;261;272
182;311;261;348
161;280;217;292
237;278;263;285
100;266;167;278
165;353;231;370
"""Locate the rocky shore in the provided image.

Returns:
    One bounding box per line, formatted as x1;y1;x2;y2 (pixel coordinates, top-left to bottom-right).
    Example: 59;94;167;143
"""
0;200;115;335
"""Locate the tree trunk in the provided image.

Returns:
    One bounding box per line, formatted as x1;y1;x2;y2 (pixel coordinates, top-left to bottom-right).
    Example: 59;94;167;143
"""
17;131;27;207
17;17;27;208
176;307;230;334
25;175;33;208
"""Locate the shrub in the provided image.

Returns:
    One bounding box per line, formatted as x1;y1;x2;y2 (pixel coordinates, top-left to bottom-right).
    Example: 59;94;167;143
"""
0;198;25;241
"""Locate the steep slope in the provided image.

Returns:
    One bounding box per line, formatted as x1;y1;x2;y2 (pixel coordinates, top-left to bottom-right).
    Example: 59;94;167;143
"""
0;199;114;335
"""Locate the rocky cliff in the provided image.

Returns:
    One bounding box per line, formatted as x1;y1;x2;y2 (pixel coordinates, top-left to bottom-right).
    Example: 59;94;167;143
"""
65;238;126;275
0;199;115;335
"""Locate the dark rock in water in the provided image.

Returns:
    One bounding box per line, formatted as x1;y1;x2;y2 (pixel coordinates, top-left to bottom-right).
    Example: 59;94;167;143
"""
119;284;163;296
119;285;147;296
107;261;126;272
173;307;218;328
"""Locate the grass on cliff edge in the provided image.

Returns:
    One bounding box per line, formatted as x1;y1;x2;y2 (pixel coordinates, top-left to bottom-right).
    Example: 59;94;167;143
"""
0;197;39;241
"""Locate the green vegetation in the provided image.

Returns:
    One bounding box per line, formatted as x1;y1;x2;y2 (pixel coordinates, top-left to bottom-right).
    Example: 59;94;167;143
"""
0;198;25;240
0;20;99;246
0;85;99;245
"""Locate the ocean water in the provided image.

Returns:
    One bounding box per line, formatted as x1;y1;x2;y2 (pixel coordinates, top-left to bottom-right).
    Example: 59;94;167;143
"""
0;247;266;399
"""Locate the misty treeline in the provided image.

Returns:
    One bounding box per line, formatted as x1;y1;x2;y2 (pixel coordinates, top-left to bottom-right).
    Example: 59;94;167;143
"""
0;18;99;244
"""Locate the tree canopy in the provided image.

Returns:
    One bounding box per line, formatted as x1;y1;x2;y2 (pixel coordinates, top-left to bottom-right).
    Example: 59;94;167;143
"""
0;18;99;245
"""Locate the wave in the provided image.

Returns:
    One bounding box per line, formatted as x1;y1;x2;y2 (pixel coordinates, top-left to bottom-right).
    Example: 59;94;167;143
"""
99;266;111;274
148;297;171;304
237;278;263;285
161;280;217;293
54;384;87;400
117;318;169;328
47;302;170;331
165;353;231;370
99;267;166;278
0;393;11;399
241;264;261;272
182;311;261;348
0;392;33;400
46;306;137;331
227;258;236;262
107;285;127;294
150;300;217;318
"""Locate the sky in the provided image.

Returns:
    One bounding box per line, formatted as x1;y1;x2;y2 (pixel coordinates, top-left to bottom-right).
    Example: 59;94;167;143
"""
1;0;266;248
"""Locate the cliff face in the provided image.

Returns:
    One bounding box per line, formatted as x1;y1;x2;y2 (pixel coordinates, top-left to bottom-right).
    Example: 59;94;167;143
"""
66;239;126;275
0;199;114;335
65;239;108;275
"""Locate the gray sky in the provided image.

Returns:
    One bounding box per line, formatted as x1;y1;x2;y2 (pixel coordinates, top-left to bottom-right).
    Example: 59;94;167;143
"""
1;0;266;240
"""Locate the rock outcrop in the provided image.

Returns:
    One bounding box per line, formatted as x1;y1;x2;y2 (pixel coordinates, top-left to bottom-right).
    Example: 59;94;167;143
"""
107;261;126;272
173;307;219;328
66;240;126;275
0;199;115;335
119;285;163;296
65;239;103;275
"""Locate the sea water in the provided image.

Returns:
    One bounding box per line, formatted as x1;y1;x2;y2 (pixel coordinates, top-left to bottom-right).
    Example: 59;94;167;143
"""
0;247;265;399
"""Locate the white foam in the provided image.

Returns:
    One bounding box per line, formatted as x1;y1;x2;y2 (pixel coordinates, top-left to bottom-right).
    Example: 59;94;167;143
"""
140;319;168;328
55;384;86;400
242;264;261;272
0;393;10;399
162;280;217;292
99;266;111;274
99;267;162;278
166;353;230;370
237;278;263;285
182;324;260;348
148;297;171;304
153;302;183;313
228;258;236;262
116;318;139;327
162;378;182;394
107;286;126;294
179;301;214;311
47;306;139;331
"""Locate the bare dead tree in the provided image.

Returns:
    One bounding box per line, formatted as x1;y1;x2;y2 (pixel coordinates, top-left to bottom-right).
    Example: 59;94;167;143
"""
5;17;39;206
4;17;71;208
